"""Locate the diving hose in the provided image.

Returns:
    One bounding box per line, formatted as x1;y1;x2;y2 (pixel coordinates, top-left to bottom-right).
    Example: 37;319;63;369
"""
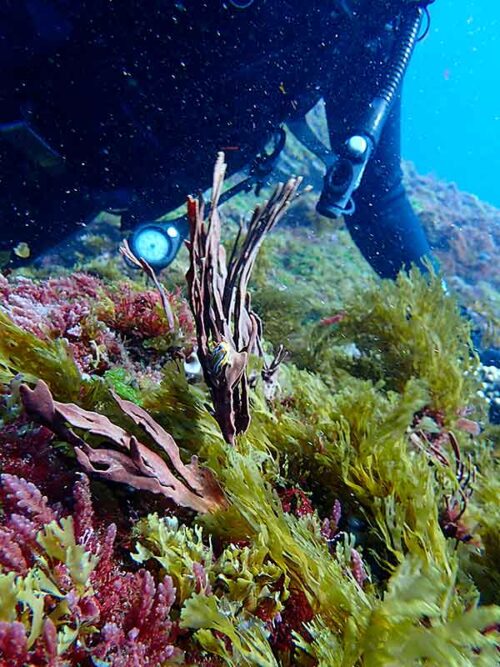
317;4;425;218
363;4;424;146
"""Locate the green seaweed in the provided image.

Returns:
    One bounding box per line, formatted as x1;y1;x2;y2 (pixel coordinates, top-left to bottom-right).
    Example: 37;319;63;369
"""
296;553;500;667
303;268;479;419
134;512;290;665
141;362;224;453
466;455;500;605
0;310;82;401
181;594;279;666
103;367;143;404
132;515;212;604
0;516;98;652
358;553;500;667
133;513;288;615
200;444;371;630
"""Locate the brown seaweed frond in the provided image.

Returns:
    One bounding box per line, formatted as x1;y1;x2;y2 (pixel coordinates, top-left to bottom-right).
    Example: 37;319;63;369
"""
410;425;477;543
119;239;175;332
19;380;226;514
262;344;289;401
185;152;302;444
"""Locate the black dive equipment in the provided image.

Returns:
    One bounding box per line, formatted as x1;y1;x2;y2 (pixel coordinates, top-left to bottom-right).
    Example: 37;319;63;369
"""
128;128;286;269
227;0;256;8
1;0;428;271
316;3;425;219
0;121;64;175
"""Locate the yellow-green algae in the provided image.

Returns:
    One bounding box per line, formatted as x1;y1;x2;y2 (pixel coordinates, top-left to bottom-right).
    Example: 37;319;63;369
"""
0;516;98;652
1;265;499;664
0;310;82;401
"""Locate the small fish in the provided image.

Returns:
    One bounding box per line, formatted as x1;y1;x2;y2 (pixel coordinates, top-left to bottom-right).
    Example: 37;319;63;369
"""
319;311;347;327
279;82;287;95
209;340;232;377
13;241;31;259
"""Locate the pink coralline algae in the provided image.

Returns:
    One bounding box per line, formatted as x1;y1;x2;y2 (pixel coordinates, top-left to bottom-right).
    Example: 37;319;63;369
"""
0;414;78;508
0;272;124;373
0;272;195;375
321;498;342;543
269;589;314;653
101;282;174;340
0;473;178;666
278;487;314;518
0;472;57;575
0;272;102;337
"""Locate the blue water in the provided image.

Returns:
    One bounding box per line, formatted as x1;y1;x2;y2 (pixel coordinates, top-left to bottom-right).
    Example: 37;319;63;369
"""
404;0;500;207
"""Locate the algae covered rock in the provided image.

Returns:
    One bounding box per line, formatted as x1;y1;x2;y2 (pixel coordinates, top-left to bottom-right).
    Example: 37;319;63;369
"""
0;164;498;665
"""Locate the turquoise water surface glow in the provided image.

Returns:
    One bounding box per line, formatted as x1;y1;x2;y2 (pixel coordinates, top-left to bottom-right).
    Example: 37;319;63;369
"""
404;0;499;206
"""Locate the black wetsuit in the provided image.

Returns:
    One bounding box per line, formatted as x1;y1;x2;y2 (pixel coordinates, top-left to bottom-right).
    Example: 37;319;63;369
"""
0;0;432;278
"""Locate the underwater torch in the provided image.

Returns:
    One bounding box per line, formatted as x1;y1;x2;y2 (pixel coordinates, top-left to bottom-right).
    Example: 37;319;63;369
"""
128;217;189;270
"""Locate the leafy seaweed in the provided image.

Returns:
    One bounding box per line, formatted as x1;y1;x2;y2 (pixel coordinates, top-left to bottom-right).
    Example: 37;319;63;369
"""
0;311;82;400
1;159;498;665
303;268;479;419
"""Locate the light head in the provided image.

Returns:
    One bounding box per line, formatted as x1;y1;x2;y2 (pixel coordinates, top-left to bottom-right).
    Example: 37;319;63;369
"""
128;217;188;270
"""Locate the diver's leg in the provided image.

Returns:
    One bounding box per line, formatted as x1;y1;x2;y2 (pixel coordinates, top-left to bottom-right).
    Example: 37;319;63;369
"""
324;81;434;280
343;95;434;279
346;98;431;278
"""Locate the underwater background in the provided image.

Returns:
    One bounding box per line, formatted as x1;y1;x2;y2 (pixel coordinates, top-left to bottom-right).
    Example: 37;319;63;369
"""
0;2;499;666
404;0;500;207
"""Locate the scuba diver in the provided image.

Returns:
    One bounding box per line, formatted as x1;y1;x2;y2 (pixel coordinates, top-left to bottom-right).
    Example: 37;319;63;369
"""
0;0;435;278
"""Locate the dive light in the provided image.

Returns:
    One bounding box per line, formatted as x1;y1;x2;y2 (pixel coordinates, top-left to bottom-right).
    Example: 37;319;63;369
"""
228;0;256;8
128;217;189;270
316;97;389;218
127;128;285;270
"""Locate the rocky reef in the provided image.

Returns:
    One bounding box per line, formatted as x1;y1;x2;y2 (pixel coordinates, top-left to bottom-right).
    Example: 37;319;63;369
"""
0;155;499;666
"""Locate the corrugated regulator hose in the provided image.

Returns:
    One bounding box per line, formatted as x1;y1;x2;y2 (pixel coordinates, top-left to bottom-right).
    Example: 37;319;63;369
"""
379;5;424;108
